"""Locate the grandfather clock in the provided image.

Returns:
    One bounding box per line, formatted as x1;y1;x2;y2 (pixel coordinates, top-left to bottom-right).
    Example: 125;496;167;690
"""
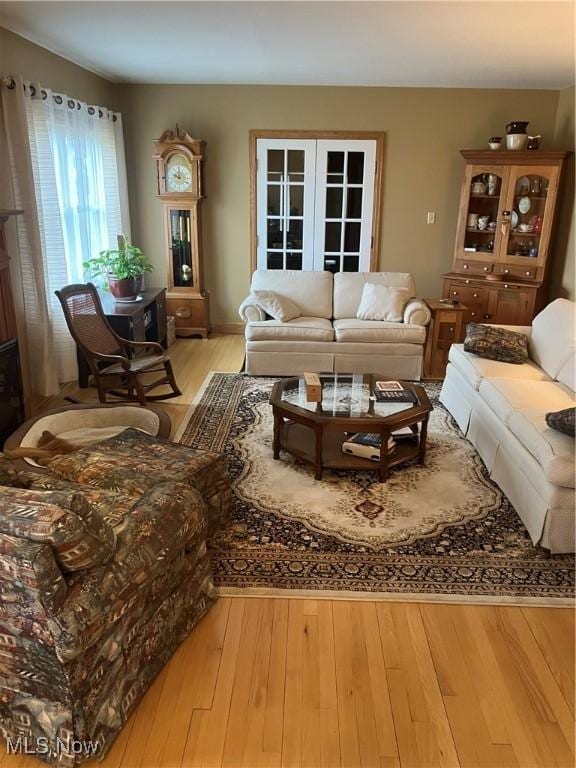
153;126;210;338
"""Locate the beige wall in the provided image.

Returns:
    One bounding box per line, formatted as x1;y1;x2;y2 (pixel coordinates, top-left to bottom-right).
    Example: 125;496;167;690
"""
1;28;570;323
0;26;114;106
118;84;561;324
549;85;575;300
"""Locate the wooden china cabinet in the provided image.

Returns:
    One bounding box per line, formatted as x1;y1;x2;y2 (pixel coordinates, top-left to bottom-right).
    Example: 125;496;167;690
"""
443;150;568;327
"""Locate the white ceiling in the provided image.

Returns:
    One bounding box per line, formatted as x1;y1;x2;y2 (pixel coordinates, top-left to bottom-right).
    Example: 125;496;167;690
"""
1;1;574;89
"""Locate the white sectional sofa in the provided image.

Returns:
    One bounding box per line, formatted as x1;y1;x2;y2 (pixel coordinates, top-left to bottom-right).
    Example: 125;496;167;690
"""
440;298;575;553
239;270;431;378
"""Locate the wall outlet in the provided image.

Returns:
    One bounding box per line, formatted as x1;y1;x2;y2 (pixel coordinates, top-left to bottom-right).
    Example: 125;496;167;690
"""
427;211;436;225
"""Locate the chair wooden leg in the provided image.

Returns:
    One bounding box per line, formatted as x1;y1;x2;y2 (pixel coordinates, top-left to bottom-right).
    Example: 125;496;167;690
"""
165;359;181;397
133;375;147;406
95;374;107;404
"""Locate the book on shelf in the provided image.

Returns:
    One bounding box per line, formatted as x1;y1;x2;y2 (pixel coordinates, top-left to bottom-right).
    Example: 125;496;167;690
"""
342;428;416;462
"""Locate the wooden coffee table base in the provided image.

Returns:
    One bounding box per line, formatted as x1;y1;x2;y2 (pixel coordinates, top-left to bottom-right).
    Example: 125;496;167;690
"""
273;417;428;482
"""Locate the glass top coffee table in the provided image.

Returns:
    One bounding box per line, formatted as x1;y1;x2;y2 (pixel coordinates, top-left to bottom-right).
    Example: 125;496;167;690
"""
270;373;432;482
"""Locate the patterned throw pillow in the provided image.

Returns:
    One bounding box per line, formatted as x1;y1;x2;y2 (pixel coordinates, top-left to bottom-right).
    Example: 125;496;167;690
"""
0;487;117;572
463;323;529;364
545;408;575;437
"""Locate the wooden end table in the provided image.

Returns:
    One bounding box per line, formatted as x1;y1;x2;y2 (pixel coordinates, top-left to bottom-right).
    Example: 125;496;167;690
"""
270;374;432;483
423;299;469;380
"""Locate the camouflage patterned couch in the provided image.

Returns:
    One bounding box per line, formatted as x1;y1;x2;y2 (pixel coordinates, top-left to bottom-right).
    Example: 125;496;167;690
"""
0;428;230;765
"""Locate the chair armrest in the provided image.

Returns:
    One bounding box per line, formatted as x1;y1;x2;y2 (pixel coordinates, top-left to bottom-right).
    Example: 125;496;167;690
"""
94;352;132;371
404;300;431;326
482;324;532;338
125;340;165;355
239;296;266;323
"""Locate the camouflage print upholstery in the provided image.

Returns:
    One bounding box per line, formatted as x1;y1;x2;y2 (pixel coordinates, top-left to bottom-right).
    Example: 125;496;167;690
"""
47;429;231;533
0;429;230;765
463;322;529;364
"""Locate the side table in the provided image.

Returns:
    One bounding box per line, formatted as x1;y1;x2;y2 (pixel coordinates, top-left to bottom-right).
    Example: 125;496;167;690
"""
423;299;469;380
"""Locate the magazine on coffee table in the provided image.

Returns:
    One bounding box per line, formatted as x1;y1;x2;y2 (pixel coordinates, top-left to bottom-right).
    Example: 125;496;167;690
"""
374;380;417;403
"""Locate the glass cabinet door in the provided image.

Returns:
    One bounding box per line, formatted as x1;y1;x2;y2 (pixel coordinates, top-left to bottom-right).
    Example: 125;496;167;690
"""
256;139;316;270
168;208;195;288
455;165;510;267
313;140;376;273
499;165;559;271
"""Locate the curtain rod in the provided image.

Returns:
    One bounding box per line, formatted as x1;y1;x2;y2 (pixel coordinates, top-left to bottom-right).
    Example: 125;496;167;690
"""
1;76;118;121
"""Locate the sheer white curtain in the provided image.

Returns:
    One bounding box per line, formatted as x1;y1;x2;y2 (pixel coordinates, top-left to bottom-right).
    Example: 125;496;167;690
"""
0;76;130;395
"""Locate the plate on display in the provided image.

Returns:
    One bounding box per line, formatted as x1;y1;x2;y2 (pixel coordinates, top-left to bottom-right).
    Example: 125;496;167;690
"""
511;211;519;228
517;176;530;196
518;197;531;214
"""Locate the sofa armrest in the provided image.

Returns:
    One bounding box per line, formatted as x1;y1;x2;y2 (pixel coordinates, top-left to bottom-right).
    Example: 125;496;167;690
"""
239;296;266;323
403;300;431;327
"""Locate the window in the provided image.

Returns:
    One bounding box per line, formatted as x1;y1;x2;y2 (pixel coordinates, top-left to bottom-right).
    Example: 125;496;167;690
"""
252;132;383;272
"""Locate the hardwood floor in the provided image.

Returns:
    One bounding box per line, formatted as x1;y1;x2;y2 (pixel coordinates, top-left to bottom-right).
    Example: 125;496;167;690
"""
5;335;574;768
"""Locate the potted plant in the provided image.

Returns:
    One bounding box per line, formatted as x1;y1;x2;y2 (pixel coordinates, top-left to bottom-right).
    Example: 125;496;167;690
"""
84;235;152;301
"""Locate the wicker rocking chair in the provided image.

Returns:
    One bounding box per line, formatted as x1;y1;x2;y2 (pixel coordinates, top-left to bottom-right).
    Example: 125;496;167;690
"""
56;283;181;405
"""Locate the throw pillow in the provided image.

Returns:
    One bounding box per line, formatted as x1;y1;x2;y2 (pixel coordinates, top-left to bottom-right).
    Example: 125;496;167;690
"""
0;487;117;572
545;408;575;437
463;323;529;364
251;290;301;322
356;283;409;322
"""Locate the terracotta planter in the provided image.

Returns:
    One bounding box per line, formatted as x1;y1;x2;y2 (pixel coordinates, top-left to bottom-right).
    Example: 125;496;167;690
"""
107;275;143;301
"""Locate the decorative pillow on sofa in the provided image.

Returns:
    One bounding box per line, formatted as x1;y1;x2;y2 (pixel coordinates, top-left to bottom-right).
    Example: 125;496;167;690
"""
356;283;409;322
251;290;301;322
545;408;575;437
0;487;117;572
463;323;529;364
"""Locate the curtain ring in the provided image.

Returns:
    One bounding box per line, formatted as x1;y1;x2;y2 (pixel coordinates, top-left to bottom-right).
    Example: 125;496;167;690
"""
67;98;75;109
54;94;63;105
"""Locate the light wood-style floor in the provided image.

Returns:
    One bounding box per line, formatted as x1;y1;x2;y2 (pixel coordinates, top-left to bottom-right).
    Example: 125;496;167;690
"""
4;335;574;768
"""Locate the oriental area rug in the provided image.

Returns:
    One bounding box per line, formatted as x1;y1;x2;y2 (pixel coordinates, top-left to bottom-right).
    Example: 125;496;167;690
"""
176;373;575;606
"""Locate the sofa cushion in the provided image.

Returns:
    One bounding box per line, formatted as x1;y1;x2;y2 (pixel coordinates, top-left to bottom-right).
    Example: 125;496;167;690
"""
245;317;334;342
448;344;550;391
333;319;426;344
333;272;415;320
250;290;301;322
0;487;117;573
250;270;333;320
478;378;576;424
356;283;410;322
463;323;529;364
545;407;575;437
530;298;576;380
508;409;575;488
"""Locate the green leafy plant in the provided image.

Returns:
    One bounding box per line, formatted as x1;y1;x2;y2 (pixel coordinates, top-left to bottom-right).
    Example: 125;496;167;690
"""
83;236;153;282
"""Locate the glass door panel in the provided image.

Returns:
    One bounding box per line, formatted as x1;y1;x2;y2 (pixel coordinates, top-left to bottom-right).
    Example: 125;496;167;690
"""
499;166;559;267
256;139;315;270
169;208;194;287
313;139;376;273
456;165;509;265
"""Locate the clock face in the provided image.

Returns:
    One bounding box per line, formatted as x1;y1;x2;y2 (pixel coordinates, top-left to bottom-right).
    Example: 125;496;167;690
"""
166;153;193;192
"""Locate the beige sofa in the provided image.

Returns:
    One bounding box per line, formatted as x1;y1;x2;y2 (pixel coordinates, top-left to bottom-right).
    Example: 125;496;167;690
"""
440;298;575;553
239;270;431;378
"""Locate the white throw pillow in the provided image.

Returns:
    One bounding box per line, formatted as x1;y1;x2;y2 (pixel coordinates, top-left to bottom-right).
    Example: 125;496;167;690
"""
251;290;301;322
356;283;409;322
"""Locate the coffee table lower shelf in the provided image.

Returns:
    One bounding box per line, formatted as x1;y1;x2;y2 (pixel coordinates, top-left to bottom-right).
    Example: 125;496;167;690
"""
276;421;421;481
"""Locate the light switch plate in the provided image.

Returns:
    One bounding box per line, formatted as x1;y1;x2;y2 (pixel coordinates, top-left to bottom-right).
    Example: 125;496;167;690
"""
427;211;436;224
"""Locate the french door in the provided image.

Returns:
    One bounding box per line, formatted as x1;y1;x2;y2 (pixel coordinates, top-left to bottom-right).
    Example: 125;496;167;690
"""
255;137;378;272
